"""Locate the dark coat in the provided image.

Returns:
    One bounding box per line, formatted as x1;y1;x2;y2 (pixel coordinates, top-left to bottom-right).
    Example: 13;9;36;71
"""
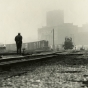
15;35;22;44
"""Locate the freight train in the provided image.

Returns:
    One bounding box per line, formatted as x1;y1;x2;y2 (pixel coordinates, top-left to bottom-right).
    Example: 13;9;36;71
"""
5;40;49;53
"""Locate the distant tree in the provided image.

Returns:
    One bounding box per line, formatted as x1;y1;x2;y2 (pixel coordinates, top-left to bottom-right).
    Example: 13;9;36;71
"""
80;46;85;51
63;37;74;50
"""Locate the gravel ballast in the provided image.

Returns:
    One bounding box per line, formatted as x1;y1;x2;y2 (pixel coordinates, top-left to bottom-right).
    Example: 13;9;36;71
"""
0;55;88;88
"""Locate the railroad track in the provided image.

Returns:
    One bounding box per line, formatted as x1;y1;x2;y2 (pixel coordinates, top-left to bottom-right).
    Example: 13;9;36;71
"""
0;51;84;80
0;51;84;66
0;52;58;66
0;52;58;80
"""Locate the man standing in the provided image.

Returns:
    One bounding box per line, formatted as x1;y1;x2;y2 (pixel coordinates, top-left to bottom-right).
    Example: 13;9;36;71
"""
15;33;22;54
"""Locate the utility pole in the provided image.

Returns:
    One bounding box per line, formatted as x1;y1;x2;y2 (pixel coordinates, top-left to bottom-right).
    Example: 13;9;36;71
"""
53;29;54;51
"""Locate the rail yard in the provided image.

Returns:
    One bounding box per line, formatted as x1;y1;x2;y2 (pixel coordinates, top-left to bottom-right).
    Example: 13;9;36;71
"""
0;50;88;87
0;34;87;88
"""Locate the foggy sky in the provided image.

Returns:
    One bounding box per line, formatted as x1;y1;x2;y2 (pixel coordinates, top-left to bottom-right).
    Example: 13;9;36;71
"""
0;0;88;44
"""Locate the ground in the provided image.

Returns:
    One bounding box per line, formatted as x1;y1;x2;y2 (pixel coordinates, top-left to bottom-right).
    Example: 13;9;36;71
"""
0;54;88;88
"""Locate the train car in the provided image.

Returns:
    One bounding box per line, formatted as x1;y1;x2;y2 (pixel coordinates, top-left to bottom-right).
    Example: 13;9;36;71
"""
23;40;49;51
5;40;49;53
0;46;6;52
5;43;16;52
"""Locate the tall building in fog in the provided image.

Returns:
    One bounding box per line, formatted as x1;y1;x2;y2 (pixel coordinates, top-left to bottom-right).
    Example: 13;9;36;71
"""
38;10;79;50
46;10;64;26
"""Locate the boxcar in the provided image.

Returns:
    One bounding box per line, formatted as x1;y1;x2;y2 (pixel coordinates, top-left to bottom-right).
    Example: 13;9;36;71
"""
6;43;16;51
5;40;49;52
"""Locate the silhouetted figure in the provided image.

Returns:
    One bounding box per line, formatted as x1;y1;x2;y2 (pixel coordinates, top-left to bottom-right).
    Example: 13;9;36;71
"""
15;33;22;54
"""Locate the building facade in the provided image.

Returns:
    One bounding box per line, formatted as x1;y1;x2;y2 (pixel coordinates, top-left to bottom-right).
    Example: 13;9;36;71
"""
38;10;79;50
38;23;78;50
46;10;64;26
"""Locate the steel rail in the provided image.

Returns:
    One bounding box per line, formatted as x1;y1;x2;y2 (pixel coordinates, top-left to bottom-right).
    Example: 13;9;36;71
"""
0;51;84;66
0;53;57;66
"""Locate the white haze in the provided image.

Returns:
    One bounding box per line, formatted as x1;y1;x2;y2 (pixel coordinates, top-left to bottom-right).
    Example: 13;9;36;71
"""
0;0;88;44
